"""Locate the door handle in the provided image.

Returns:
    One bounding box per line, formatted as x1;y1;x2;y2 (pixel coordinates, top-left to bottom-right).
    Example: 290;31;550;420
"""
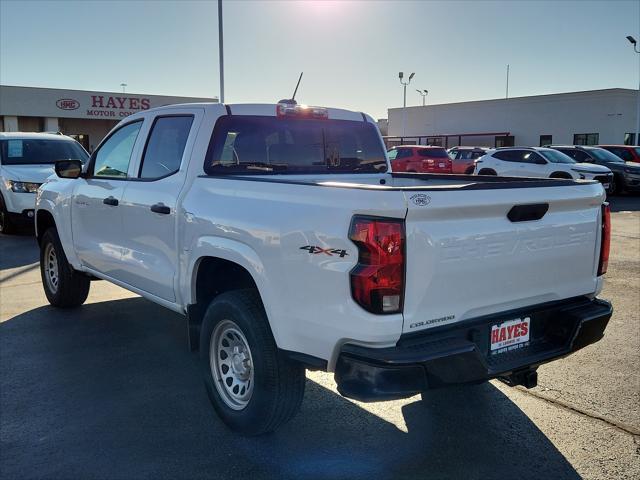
150;203;171;214
103;196;118;206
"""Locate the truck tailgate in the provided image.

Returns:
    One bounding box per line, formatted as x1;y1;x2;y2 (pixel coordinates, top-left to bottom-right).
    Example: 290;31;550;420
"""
402;183;605;334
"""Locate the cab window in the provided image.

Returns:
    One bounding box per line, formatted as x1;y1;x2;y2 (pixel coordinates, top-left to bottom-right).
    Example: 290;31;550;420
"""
92;121;143;178
139;116;193;179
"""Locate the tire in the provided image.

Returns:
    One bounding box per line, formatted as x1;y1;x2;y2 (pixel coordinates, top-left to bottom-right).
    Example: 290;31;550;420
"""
609;175;624;196
0;195;16;235
40;227;90;307
199;289;305;436
478;169;497;176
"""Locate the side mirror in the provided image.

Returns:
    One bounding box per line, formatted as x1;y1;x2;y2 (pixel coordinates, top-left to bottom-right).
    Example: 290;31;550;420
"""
55;159;83;179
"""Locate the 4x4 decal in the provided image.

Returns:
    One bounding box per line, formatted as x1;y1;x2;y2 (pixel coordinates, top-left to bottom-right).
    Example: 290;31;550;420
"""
300;245;349;257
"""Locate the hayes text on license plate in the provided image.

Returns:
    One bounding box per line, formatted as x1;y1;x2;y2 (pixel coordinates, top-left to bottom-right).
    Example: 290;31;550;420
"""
490;317;530;354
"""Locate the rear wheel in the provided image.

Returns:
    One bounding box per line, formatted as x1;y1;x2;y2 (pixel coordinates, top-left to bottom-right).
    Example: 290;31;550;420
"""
200;290;306;436
0;196;16;235
40;228;90;307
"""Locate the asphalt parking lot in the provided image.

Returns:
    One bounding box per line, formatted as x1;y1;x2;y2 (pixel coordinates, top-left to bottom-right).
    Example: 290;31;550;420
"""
1;196;639;480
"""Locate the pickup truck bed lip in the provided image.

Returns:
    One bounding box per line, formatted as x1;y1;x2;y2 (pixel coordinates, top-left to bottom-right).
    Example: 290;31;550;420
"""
333;296;612;402
198;173;595;191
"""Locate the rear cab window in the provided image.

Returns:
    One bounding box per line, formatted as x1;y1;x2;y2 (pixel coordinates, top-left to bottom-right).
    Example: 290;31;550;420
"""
205;116;387;175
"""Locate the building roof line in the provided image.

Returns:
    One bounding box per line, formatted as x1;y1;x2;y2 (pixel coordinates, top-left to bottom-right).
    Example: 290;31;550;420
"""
388;87;635;111
0;84;217;101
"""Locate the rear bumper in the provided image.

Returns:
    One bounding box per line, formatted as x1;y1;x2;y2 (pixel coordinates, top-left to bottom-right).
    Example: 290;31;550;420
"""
334;297;612;402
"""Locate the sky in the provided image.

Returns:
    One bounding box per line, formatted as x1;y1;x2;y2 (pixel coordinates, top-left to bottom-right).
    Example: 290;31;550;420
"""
0;0;639;119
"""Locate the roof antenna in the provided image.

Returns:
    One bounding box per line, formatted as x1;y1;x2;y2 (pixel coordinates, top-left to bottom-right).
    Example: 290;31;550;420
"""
279;72;303;105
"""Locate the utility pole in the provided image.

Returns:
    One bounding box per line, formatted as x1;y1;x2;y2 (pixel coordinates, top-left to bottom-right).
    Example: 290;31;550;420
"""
505;64;509;99
627;36;639;144
218;0;225;104
399;72;415;139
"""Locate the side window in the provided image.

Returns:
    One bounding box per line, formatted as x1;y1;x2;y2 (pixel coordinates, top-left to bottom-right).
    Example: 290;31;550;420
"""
609;148;632;161
493;150;515;161
557;149;577;159
523;152;545;164
92;121;143;178
395;148;413;159
573;150;591;162
387;149;398;160
139;116;194;179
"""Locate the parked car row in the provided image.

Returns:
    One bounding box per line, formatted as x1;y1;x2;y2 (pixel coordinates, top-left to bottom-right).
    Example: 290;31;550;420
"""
386;143;640;195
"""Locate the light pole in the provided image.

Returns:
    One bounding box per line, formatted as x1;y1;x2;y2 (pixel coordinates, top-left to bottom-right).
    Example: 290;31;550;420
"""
218;0;225;104
627;36;639;145
120;83;127;93
399;71;415;139
416;89;428;106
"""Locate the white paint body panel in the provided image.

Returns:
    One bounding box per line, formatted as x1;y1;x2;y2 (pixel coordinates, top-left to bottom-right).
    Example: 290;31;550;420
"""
35;103;606;371
476;150;611;180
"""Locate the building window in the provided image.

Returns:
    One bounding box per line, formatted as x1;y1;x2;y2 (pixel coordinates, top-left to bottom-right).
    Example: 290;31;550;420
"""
495;135;514;148
573;133;599;145
624;133;636;145
539;135;552;147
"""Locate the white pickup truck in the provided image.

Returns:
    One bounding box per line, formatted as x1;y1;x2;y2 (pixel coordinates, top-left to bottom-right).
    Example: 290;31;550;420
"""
36;101;613;435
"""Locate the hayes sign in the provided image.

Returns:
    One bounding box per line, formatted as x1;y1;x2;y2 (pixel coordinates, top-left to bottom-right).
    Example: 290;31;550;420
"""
56;95;151;118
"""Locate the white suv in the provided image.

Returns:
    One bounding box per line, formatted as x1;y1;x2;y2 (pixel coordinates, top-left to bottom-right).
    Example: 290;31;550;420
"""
0;132;88;234
474;147;613;190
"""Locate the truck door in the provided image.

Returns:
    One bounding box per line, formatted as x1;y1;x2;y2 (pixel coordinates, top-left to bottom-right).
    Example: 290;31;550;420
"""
117;109;203;301
72;120;145;276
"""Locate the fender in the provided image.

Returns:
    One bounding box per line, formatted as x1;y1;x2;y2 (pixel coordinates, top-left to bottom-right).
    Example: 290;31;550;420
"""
36;197;82;270
181;235;282;346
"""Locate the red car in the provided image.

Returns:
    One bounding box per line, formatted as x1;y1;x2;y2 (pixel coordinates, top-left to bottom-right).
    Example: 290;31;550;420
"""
447;146;489;174
598;145;640;163
387;145;452;173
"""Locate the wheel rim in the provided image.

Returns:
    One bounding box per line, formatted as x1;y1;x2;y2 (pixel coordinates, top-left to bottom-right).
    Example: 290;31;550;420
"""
44;242;59;294
210;320;254;410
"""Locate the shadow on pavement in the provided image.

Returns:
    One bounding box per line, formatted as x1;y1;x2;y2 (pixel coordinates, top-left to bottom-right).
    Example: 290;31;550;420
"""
0;232;39;271
608;193;640;212
0;297;579;480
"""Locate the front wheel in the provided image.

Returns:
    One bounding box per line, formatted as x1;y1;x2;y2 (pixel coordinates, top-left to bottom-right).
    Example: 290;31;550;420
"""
40;228;90;307
200;290;306;436
0;196;16;235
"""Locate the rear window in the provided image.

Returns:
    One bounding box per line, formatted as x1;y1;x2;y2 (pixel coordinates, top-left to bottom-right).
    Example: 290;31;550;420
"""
0;138;89;165
205;116;387;175
418;148;448;158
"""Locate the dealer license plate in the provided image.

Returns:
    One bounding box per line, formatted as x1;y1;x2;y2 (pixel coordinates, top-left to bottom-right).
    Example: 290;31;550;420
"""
439;162;445;168
603;183;610;190
490;317;530;354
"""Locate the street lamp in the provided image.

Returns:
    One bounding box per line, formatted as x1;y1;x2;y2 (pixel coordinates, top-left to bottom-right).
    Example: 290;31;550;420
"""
627;35;639;145
120;83;127;93
399;71;415;138
218;0;225;103
416;89;429;106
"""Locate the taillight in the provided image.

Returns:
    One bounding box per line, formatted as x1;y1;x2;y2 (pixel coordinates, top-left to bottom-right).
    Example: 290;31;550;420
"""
598;202;610;276
349;216;405;314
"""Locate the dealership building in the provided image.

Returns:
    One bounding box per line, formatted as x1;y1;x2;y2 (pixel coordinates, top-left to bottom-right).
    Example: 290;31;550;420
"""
0;85;217;151
386;88;638;148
